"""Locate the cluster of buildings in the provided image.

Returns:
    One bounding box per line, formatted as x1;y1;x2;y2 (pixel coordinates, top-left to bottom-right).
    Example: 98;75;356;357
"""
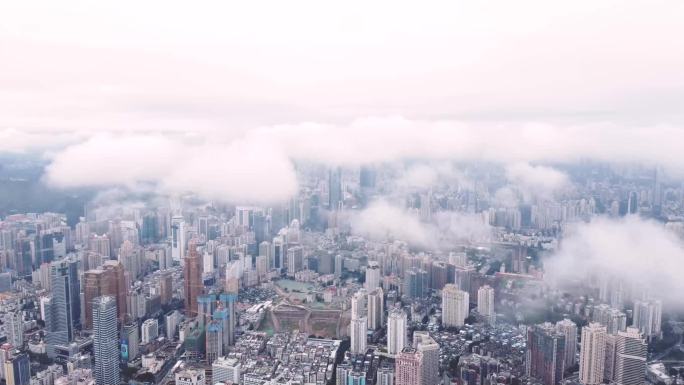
0;163;678;385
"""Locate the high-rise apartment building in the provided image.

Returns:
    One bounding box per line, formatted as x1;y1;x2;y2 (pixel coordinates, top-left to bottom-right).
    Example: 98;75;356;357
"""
555;319;577;370
579;323;607;385
387;309;407;355
365;261;381;291
93;296;119;385
477;285;495;324
367;288;384;330
414;331;439;385
526;323;566;385
350;316;367;354
632;299;662;340
160;271;173;305
395;348;422;385
141;318;159;344
442;284;469;328
83;260;126;329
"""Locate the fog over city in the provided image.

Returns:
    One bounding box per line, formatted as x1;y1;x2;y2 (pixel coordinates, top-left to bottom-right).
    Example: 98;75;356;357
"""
2;2;684;385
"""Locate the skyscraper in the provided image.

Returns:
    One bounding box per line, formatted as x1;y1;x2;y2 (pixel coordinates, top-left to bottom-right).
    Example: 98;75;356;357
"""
526;323;566;385
183;239;203;317
555;319;578;370
93;296;119;385
387;308;407;355
46;258;80;357
442;284;469;328
171;215;185;262
477;285;495;324
579;323;607;385
414;331;439;385
614;327;647;385
395;348;422;385
350;316;367;354
328;167;342;211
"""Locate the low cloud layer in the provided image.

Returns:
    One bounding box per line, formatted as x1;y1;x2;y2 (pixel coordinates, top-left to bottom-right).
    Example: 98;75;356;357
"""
496;162;571;204
33;119;684;204
545;216;684;306
350;200;491;249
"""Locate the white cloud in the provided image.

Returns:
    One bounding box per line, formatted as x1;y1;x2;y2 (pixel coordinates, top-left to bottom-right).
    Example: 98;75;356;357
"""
350;200;434;248
44;133;297;204
350;200;491;249
545;216;684;306
502;162;570;202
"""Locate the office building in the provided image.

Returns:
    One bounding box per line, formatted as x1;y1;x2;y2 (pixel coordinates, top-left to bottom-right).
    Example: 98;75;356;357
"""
328;167;343;211
213;357;241;384
183;239;203;317
171;215;186;262
614;327;647;385
46;259;80;357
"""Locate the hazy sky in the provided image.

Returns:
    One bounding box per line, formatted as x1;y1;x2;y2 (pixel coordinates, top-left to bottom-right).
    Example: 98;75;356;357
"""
3;1;684;202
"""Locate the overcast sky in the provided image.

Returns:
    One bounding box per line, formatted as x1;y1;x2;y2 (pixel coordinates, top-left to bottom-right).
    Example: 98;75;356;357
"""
2;0;684;133
3;1;684;202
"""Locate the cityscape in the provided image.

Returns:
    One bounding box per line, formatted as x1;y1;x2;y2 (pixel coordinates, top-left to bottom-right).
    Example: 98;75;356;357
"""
2;2;684;385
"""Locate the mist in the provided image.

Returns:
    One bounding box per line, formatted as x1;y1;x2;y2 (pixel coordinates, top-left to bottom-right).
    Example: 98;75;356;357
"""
545;216;684;307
